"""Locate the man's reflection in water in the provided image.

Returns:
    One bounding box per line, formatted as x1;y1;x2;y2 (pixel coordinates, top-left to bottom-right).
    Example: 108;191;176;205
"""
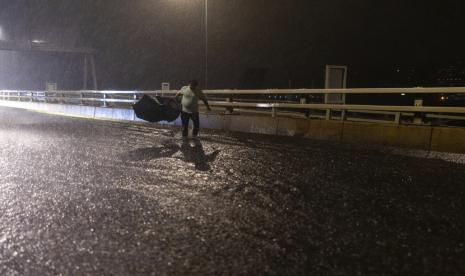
181;139;219;171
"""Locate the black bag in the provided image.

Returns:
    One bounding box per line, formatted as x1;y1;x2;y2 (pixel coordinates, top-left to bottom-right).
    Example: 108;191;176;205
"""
133;95;180;123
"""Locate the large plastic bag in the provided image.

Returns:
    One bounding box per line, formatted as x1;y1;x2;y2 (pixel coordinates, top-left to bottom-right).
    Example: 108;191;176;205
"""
133;95;180;123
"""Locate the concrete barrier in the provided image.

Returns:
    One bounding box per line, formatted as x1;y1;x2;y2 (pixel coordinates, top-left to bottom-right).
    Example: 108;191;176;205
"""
276;117;309;137
61;105;96;117
1;100;464;154
306;120;343;141
228;115;278;135
94;107;134;121
342;122;433;150
430;127;465;153
200;113;227;130
396;125;433;150
342;121;396;146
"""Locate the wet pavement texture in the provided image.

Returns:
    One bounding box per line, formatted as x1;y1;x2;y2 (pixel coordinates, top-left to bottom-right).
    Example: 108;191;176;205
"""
0;106;465;276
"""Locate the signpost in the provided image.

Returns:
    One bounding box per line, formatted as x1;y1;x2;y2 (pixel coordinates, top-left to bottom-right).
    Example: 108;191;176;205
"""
162;82;170;91
45;82;57;91
325;65;348;120
324;65;347;104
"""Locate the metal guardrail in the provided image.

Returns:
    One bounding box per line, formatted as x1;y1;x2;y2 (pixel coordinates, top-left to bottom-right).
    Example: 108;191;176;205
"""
1;88;465;125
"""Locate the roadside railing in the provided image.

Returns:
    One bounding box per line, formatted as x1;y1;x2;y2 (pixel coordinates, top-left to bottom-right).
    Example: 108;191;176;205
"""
1;88;465;126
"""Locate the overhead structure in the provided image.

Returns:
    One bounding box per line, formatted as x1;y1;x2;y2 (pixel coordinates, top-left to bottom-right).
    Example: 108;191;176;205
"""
0;40;97;90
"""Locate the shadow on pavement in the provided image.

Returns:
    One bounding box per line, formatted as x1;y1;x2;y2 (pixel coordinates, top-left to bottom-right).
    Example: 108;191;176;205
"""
125;139;219;171
125;143;180;161
181;139;220;171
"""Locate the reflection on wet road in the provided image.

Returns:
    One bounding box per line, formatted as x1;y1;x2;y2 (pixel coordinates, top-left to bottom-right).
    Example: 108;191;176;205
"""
1;107;465;275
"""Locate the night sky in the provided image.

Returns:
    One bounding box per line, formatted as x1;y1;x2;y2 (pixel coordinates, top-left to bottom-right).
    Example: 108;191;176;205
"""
1;0;465;90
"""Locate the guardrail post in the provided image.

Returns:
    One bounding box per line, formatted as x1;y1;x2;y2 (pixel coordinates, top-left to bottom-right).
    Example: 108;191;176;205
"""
271;107;277;117
80;92;84;105
413;98;424;124
225;96;233;114
30;92;33;102
103;92;107;107
341;109;346;121
325;109;331;120
300;96;311;118
394;112;401;124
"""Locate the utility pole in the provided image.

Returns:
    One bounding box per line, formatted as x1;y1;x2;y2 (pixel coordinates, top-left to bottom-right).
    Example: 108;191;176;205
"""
205;0;208;89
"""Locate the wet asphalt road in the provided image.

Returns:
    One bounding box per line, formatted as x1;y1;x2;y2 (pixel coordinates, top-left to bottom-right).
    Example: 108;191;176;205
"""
1;106;465;276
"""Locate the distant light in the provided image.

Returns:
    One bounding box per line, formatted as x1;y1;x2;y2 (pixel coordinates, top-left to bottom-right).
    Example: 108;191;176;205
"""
31;39;46;44
440;96;447;101
401;93;406;96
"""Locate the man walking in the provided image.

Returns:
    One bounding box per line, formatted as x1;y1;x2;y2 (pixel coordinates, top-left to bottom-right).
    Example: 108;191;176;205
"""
175;80;211;138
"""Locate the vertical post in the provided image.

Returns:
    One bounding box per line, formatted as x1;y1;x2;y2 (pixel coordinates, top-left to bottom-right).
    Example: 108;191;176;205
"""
325;109;331;120
225;96;233;114
272;107;277;117
300;96;310;118
205;0;208;89
83;55;88;90
103;92;107;107
394;112;401;124
90;55;98;90
413;98;424;124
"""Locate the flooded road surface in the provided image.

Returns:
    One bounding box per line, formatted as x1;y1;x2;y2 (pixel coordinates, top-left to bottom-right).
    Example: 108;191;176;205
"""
0;106;464;275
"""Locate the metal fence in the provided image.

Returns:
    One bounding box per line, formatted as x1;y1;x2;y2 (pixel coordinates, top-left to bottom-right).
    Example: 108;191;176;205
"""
1;88;465;125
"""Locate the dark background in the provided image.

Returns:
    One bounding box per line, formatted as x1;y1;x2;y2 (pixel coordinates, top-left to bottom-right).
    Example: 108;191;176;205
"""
0;0;465;90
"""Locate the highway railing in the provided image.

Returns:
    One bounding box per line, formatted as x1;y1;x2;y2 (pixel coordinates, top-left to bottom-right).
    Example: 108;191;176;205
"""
1;88;465;126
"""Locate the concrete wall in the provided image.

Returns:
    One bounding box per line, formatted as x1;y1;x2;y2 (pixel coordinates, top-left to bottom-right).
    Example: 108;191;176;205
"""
1;100;464;154
430;127;465;153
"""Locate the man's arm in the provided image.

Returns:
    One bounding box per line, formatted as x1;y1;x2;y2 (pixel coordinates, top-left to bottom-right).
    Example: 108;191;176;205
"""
175;88;184;100
200;91;212;111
